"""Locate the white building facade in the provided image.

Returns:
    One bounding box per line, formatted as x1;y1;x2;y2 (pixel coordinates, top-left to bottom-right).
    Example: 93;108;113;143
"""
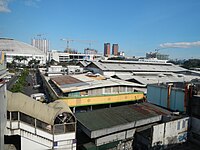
32;38;49;55
0;38;46;65
49;51;102;62
6;92;77;150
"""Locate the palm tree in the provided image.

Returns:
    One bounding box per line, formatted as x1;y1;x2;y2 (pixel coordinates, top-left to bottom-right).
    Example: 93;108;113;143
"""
21;56;27;65
28;59;40;68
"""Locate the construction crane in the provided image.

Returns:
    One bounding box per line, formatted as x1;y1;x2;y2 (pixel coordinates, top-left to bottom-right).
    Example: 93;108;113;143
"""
61;38;97;53
60;38;76;53
155;48;161;52
77;40;97;49
33;33;47;39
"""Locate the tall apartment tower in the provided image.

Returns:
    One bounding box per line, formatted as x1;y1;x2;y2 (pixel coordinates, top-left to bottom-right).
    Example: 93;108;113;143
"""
32;38;49;54
112;44;119;56
104;43;110;57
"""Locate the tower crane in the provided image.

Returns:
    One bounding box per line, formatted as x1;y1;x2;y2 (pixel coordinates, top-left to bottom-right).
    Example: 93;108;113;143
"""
60;38;75;53
155;48;161;52
36;33;47;37
61;38;97;53
76;40;97;49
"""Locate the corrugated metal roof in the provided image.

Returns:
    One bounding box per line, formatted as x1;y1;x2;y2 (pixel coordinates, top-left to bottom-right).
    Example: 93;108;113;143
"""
76;102;171;132
77;61;91;67
51;75;85;85
115;73;200;85
7;91;73;125
87;60;187;72
50;74;145;93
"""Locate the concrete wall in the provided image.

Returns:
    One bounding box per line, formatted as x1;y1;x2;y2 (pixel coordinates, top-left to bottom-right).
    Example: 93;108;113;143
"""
164;117;189;145
95;129;135;146
6;121;76;149
21;136;50;150
151;117;189;148
41;75;58;100
152;123;165;147
0;84;6;150
48;65;63;72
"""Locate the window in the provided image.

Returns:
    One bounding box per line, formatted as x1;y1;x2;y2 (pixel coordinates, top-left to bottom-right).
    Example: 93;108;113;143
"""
177;121;181;130
113;86;119;93
11;112;18;120
104;87;111;94
182;120;186;128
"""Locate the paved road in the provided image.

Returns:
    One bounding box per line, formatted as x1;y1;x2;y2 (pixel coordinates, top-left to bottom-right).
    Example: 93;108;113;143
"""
7;69;51;102
23;70;51;102
7;75;18;91
23;72;38;96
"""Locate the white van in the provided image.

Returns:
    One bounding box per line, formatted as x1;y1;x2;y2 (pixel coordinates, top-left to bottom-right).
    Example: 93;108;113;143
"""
33;84;41;89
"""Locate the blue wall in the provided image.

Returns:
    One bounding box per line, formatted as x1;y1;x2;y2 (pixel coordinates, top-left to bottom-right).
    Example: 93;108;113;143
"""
147;85;185;112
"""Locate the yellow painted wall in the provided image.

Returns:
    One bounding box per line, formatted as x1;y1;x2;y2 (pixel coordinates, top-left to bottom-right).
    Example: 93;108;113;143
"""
59;92;144;107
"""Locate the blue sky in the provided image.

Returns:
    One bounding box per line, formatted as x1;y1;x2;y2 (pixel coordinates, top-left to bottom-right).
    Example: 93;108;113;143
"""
1;0;200;59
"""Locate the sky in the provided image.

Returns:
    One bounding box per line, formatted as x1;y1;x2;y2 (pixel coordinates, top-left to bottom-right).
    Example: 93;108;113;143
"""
1;0;200;59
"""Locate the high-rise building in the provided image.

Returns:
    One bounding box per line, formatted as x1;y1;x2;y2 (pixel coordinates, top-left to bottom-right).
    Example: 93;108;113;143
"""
0;51;7;150
112;44;119;56
84;48;98;55
146;52;169;60
104;43;110;57
32;38;49;54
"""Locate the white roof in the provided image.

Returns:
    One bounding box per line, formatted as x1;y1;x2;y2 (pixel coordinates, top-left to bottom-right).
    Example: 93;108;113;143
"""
114;72;200;85
0;38;45;55
50;74;145;93
88;60;187;72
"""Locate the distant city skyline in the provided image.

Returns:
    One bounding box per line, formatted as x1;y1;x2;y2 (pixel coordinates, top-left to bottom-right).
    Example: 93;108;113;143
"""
0;0;200;59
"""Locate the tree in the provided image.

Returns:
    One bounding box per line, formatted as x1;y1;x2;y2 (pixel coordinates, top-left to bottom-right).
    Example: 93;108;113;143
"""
21;56;27;65
108;56;125;60
11;69;29;93
13;56;27;66
182;59;200;69
28;59;40;68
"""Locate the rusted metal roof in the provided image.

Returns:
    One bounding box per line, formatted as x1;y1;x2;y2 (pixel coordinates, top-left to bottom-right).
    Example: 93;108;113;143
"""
76;102;171;138
51;75;84;85
50;74;144;93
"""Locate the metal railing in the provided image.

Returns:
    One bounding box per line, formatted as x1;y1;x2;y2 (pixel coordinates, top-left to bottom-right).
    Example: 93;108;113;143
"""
7;111;76;134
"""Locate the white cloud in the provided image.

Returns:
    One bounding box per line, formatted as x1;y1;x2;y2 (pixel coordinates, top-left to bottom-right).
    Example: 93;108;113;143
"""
0;0;11;13
24;0;41;8
160;41;200;49
0;0;42;13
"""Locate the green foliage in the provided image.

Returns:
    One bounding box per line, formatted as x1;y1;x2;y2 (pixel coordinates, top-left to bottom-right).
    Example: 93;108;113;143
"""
182;59;200;69
11;69;29;93
108;56;125;60
28;59;40;68
13;56;27;63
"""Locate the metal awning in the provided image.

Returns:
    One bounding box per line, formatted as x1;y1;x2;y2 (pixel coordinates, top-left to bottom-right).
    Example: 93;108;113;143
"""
7;91;74;125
